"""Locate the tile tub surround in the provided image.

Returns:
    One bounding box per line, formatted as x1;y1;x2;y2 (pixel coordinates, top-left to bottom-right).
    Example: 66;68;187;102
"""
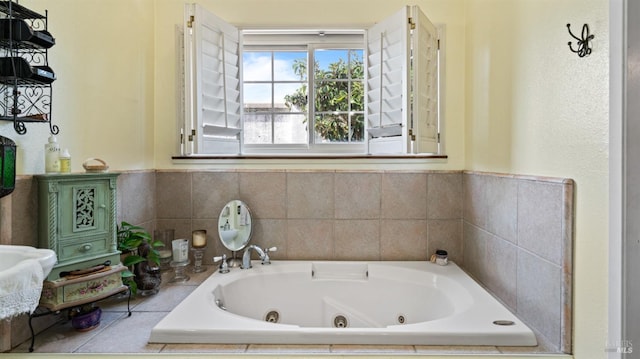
462;171;574;354
153;170;463;263
0;170;573;355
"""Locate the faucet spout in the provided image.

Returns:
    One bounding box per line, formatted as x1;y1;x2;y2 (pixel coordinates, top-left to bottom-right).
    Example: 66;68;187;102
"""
241;245;265;269
241;245;277;269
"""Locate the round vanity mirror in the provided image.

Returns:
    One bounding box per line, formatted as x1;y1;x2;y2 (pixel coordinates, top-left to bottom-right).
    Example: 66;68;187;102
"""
218;200;252;253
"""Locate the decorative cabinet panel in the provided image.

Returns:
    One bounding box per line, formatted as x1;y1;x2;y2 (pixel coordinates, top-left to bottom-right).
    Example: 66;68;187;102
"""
36;173;120;281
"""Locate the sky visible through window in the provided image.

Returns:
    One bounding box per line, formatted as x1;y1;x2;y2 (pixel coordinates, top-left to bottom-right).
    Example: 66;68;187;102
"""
243;50;363;105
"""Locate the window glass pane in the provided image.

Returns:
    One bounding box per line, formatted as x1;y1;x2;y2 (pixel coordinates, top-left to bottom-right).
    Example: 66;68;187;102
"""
243;83;272;110
274;52;307;81
243;52;272;81
315;49;349;79
351;113;365;142
274;114;307;144
351;81;364;111
315;81;349;112
313;113;351;143
243;113;272;144
349;50;364;79
276;83;306;111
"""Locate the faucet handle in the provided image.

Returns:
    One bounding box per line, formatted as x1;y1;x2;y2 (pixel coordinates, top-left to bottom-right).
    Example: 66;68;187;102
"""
213;254;230;273
262;246;277;265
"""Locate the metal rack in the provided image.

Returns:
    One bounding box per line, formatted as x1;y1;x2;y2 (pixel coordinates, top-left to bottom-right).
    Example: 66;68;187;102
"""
0;0;57;135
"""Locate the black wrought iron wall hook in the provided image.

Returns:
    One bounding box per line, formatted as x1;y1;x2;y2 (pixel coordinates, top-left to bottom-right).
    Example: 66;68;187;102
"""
567;23;594;58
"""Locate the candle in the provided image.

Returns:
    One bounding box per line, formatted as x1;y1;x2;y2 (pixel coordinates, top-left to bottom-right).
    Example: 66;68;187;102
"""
172;239;189;262
192;230;207;248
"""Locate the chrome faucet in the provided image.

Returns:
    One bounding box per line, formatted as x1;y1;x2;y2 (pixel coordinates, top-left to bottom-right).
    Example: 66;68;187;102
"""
241;245;277;269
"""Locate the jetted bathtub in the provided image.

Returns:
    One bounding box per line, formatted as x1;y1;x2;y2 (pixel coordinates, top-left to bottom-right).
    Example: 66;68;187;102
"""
150;261;537;346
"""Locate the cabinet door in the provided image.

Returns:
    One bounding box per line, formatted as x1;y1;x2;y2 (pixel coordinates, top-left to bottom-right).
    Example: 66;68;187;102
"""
56;179;110;242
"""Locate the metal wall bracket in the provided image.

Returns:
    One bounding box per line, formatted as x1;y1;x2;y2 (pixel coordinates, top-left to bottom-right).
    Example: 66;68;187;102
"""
567;23;594;58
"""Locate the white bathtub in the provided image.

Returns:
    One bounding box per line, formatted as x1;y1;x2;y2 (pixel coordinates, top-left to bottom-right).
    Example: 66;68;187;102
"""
150;261;537;346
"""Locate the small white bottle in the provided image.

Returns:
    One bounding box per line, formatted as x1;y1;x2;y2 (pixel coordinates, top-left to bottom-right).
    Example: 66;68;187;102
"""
44;135;60;173
59;148;71;174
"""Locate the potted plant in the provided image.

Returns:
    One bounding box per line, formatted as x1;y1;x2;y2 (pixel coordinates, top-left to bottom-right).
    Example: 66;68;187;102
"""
117;221;164;296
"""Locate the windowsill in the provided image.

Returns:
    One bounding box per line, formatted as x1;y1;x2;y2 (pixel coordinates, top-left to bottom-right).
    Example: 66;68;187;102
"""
172;154;447;160
171;154;448;169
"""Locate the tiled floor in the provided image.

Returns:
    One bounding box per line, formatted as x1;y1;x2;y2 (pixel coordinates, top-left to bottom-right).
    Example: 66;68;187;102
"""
10;265;554;357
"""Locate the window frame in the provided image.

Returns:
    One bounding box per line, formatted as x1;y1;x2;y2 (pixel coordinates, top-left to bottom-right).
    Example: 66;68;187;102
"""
181;4;444;158
241;33;367;155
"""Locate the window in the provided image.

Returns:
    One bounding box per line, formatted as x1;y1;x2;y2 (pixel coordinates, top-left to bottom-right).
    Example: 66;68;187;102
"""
182;5;441;156
241;46;365;153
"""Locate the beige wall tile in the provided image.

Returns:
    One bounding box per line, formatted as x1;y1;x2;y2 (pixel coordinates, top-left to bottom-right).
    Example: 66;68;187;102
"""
155;172;192;219
287;172;334;219
517;181;563;265
463;173;487;227
381;172;427;219
117;172;155;225
10;177;38;246
250;219;287;259
287;219;334;259
428;173;462;219
192;172;240;219
486;176;517;243
485;235;517;309
334;220;380;260
379;220;428;260
239;172;286;219
427;219;463;264
517;249;561;351
335;172;381;219
462;222;489;283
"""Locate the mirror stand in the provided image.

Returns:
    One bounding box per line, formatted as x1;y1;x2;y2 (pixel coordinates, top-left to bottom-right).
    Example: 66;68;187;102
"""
218;200;253;266
228;251;242;268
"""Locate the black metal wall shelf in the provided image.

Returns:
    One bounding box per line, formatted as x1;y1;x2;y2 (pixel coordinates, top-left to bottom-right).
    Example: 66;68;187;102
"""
0;0;57;135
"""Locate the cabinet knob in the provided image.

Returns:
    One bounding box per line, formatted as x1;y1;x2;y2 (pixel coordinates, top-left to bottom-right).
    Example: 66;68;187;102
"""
80;243;93;252
99;204;106;209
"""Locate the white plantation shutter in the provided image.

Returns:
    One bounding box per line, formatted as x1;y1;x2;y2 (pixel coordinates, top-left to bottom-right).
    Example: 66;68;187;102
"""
366;7;410;154
184;4;241;154
412;6;439;154
366;6;440;154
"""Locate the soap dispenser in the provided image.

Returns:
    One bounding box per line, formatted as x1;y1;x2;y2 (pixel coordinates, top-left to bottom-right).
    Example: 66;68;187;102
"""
44;135;60;173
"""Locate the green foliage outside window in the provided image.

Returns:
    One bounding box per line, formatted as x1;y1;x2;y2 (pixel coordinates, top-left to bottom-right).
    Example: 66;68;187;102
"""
284;53;364;142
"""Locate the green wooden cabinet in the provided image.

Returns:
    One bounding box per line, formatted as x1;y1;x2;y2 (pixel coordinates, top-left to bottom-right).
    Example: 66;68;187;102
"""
36;173;120;281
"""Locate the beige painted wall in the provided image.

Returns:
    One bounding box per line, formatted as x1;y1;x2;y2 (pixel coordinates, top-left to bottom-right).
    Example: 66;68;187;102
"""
0;0;610;358
464;0;609;358
0;0;156;174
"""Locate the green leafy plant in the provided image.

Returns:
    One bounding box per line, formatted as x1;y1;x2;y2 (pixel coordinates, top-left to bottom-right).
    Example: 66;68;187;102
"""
284;54;365;142
117;221;164;295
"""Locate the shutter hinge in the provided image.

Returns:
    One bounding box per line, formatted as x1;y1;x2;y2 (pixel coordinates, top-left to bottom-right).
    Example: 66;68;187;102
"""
437;133;441;142
187;15;194;28
408;128;416;141
408;17;416;30
437;39;440;50
188;129;195;142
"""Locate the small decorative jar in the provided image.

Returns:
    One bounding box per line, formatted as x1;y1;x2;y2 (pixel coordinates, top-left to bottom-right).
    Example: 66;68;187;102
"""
435;249;448;266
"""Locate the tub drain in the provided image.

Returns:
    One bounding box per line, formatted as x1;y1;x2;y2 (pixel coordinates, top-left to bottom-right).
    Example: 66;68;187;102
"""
493;320;515;326
265;310;280;323
333;315;348;328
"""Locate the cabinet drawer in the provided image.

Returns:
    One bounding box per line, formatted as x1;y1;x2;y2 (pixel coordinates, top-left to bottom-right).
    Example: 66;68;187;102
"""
58;237;108;263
